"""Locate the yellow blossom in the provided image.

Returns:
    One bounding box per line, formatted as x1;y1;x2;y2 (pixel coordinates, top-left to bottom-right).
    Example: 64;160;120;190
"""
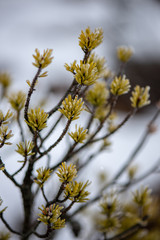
8;91;26;112
59;95;83;120
25;107;48;131
130;85;150;108
0;73;11;88
56;162;77;183
110;75;130;96
16;141;34;158
68;125;87;144
97;192;120;233
34;167;52;188
86;81;109;106
0;110;13;127
64;60;77;74
132;186;151;207
0;125;13;146
74;60;98;85
100;193;119;216
79;27;103;52
32;48;53;69
64;180;90;203
117;46;134;62
38;204;65;229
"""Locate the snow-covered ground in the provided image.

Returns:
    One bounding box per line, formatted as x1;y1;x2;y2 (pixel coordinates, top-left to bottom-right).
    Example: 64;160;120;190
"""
0;0;160;239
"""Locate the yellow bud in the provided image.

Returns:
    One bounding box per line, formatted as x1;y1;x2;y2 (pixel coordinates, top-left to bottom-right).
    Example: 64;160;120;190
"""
111;75;130;96
117;46;134;62
79;27;103;52
130;85;150;108
32;48;53;69
59;95;83;120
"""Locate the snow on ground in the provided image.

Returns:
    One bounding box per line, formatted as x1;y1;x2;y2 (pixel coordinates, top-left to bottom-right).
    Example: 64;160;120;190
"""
0;0;160;239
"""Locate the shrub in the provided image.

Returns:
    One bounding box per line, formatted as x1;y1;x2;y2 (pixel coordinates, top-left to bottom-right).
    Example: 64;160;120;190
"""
0;27;160;240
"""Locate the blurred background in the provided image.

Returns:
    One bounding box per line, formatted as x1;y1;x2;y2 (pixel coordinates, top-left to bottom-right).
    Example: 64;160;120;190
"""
1;0;160;100
0;0;160;239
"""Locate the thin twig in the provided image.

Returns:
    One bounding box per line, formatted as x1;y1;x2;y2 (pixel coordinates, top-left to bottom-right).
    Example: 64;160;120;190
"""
62;201;75;215
17;110;25;142
107;216;148;240
47;49;91;118
66;96;118;160
122;158;160;189
24;67;42;122
86;108;95;133
0;213;22;236
0;157;21;188
12;156;27;177
70;156;160;219
111;107;160;183
47;182;66;206
40;114;63;146
50;141;77;172
35;119;72;161
78;148;101;171
41;186;49;204
69;108;160;218
47;80;77;117
24;221;40;238
91;108;136;143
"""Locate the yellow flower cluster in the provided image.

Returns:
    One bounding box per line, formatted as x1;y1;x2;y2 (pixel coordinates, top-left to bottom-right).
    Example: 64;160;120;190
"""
75;61;98;85
25;108;48;131
117;46;134;63
110;75;130;96
34;167;52;188
38;204;65;229
0;110;13;127
88;53;108;78
0;125;13;146
64;60;77;74
16;141;34;158
79;27;103;53
0;73;11;88
8;91;26;112
130;85;150;108
64;180;90;203
65;60;98;86
32;48;53;69
68;125;88;144
59;95;83;120
97;193;120;233
100;193;119;216
0;110;13;148
56;162;77;183
133;187;151;207
86;81;109;107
